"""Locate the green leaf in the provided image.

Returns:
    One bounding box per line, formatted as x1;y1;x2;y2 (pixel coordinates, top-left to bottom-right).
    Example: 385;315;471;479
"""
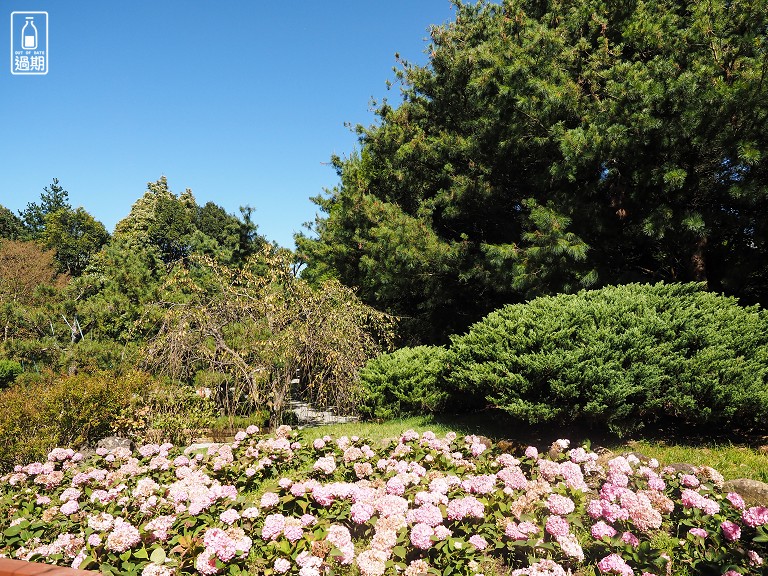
150;547;167;564
3;525;21;538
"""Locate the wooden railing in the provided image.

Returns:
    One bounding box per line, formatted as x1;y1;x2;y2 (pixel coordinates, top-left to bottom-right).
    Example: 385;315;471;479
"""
0;558;100;576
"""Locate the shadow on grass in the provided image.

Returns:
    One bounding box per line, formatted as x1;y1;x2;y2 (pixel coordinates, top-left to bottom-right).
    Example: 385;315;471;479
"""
426;408;768;451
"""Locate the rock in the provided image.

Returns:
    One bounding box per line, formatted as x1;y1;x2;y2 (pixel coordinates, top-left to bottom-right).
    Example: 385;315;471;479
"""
96;436;133;452
666;462;698;474
622;451;654;464
475;435;493;449
77;446;97;461
497;439;527;455
184;443;220;455
722;478;768;507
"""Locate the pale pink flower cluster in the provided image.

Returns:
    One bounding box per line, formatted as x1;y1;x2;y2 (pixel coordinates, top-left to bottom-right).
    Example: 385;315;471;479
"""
727;492;746;510
505;520;540;540
47;447;77;462
546;493;575;515
141;562;173;576
592;520;617;539
748;549;763;567
60;500;79;515
545;515;570;537
469;534;488;550
405;558;431;576
356;549;388;576
273;557;291;574
313;456;336;475
556;531;584;561
220;508;240;525
680;488;720;516
261;513;287;540
105;517;141;553
144;514;175;541
742;506;768;528
511;559;569;576
326;524;355;564
446;495;484;520
721;520;741;541
462;473;497;494
410;522;435;549
597;553;635;575
351;501;375;524
406;502;443;527
260;491;280;508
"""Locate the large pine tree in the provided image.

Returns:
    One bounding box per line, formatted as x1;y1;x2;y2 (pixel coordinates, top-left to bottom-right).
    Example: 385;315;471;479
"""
298;0;768;343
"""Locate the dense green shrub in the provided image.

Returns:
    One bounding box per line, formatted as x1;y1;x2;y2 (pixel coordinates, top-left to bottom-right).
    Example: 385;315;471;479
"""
0;359;22;389
359;345;449;420
446;283;768;436
0;371;214;470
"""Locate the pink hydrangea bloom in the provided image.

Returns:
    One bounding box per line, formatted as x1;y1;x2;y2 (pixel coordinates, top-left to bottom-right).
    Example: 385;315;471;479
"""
241;507;259;519
446;496;484;520
597;553;635;575
203;527;236;561
356;549;388;576
547;493;576;515
591;521;617;540
261;514;286;540
647;476;666;491
469;534;488;550
727;492;745;509
748;550;763;567
721;520;741;541
145;515;175;541
525;446;539;459
680;474;700;488
545;515;570;537
313;456;336;475
300;514;316;526
260;491;279;508
622;532;639;547
407;503;444;527
689;527;707;539
220;509;240;525
410;523;435;549
743;506;768;527
351;502;375;524
557;532;584;561
60;500;79;515
511;559;568;576
274;558;291;574
195;550;219;575
105;518;140;553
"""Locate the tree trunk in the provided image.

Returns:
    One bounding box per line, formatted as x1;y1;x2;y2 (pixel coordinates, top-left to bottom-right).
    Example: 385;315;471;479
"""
689;236;708;287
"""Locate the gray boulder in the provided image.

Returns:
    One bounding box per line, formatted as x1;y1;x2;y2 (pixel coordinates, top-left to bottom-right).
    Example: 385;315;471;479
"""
96;436;133;452
722;478;768;507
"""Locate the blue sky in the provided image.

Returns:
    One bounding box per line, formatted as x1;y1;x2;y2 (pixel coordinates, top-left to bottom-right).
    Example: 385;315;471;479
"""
1;1;457;248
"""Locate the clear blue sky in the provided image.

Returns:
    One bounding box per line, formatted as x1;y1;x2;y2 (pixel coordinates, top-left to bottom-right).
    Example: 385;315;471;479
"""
1;1;456;248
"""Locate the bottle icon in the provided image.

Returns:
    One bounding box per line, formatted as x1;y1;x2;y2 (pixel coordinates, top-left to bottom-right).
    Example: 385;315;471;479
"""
21;17;38;50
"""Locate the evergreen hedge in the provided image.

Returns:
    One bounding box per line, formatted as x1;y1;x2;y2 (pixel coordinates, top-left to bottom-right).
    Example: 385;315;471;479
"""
358;345;449;420
446;283;768;436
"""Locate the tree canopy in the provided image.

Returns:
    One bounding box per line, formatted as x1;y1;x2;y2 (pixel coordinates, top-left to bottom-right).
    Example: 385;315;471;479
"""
298;0;768;343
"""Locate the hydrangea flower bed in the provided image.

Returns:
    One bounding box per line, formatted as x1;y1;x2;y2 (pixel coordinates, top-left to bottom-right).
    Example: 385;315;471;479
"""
1;426;766;575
